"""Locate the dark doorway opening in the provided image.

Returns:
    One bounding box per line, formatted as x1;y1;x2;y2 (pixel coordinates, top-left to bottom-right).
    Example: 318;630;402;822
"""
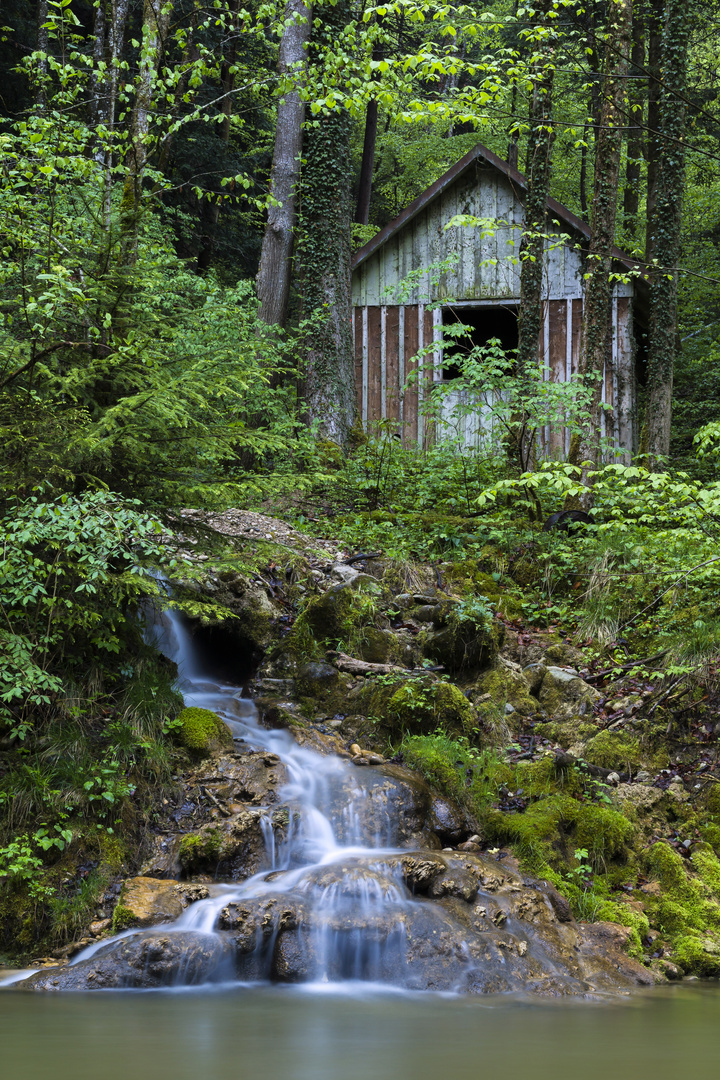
441;305;518;380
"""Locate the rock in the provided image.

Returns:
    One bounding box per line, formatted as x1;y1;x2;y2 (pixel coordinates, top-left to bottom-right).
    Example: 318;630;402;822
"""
174;706;233;756
544;643;586;667
113;878;209;929
89;919;111;936
385;679;478;739
356;628;398;664
19;932;233;990
537;667;601;719
522;662;547;696
301;580;380;643
422;615;502;676
177;807;288;880
295;662;340;698
474;664;538;717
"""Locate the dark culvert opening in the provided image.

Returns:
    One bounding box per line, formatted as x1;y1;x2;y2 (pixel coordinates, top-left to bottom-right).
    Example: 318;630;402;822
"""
186;619;260;686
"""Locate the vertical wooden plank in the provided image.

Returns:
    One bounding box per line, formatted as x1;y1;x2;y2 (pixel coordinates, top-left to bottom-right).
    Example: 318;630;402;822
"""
571;299;582;375
354;308;364;421
367;306;382;429
422;306;435;448
548;300;567;458
416;304;425;445
565;298;573;455
616;296;634;461
362;307;368;425
398;306;405;426
385;305;400;424
403;304;419;444
380;305;387;420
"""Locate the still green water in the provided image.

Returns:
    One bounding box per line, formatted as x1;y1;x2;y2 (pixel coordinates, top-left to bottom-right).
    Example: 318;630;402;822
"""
1;984;719;1080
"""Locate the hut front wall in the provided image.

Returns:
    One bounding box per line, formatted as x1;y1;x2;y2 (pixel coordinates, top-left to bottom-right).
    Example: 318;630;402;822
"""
353;296;637;459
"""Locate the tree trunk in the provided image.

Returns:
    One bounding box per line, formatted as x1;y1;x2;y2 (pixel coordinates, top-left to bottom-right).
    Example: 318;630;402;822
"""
256;0;312;327
298;1;355;445
36;0;48;108
120;0;172;260
623;4;644;242
101;0;131;234
569;0;632;504
515;0;555;472
644;0;663;262
646;0;691;464
354;98;378;226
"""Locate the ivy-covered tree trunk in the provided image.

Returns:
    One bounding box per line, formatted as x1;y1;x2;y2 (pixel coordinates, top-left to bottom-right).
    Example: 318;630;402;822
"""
297;2;354;445
120;0;172;261
515;0;555;471
645;0;692;465
569;0;632;503
623;4;644;243
256;0;312;328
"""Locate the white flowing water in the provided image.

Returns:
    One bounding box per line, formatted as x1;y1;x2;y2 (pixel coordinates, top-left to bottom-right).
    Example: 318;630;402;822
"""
69;607;423;984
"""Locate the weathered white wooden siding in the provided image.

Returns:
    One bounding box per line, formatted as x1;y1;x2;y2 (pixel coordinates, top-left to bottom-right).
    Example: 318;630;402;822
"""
351;160;638;456
351;165;609;307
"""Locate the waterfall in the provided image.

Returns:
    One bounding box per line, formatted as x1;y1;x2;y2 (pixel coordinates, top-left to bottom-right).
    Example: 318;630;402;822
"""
69;606;422;985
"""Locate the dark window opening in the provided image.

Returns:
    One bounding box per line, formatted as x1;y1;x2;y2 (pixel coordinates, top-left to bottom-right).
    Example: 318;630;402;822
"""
441;304;519;380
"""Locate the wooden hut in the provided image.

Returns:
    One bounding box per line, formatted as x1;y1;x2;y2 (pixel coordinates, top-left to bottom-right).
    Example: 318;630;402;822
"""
351;142;647;459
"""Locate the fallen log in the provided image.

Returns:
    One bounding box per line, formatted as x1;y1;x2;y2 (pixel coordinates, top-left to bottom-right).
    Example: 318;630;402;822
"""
331;652;412;677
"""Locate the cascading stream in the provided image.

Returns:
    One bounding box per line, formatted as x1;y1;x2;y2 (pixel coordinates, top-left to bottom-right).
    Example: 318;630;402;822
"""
6;607;654;996
68;607;420;984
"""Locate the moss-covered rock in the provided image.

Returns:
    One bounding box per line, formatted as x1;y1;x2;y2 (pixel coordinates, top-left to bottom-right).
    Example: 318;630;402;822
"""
356;627;399;664
474;664;537;717
584;731;669;773
584;731;645;771
295;662;340;698
537;667;601;720
174;707;233;755
386;680;478;739
640;842;720;976
298;579;381;646
483;794;635;876
422;614;503;676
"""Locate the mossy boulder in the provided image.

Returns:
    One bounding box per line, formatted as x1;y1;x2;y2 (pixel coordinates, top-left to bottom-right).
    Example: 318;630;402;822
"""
641;842;720;976
474;664;537;717
371;679;478;740
484;793;636;876
174;707;233;755
537;667;601;720
584;731;645;772
584;731;668;773
356;627;398;664
295;662;340;699
299;579;381;645
422;614;503;676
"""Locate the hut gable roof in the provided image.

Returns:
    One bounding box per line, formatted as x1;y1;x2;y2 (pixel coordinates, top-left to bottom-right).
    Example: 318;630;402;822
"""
351;142;646;313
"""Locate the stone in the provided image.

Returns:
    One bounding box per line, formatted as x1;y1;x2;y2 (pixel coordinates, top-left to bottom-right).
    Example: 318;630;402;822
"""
113;878;210;929
537;667;601;719
295;662;340;698
19;932;234;990
174;707;233;756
